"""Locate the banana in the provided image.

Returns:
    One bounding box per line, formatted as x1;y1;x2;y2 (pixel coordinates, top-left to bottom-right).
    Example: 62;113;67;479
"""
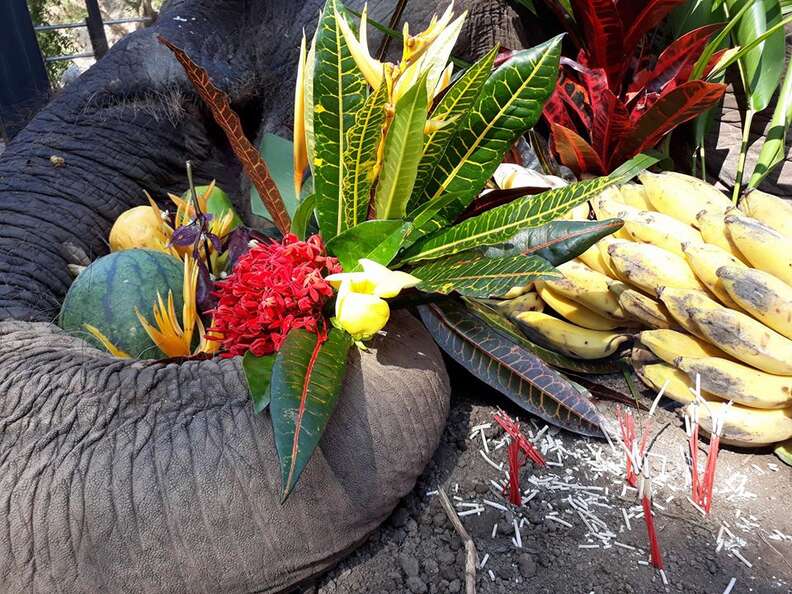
634;361;718;405
596;236;628;280
563;201;591;221
739;189;792;239
682;401;792;447
619;290;678;329
496;291;544;316
591;189;634;240
503;285;534;299
578;244;613;276
696;209;750;264
514;311;631;359
547;261;630;320
656;287;722;337
607;242;708;295
640;171;732;226
681;242;745;308
717;265;792;340
724;214;792;285
631;346;661;365
687;306;792;376
622;211;703;257
639;329;728;365
675;356;792;410
617;183;654;210
534;282;622;330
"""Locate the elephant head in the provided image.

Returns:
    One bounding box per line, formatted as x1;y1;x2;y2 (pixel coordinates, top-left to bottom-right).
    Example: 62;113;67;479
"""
0;0;528;591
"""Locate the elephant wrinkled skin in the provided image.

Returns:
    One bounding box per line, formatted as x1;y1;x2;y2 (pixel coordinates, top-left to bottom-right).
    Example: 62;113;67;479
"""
0;0;528;591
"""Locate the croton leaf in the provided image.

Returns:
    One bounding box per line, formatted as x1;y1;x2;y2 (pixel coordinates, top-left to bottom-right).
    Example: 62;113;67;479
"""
375;72;430;220
313;0;368;240
325;219;406;271
623;0;687;57
614;80;725;166
569;0;625;87
412;253;559;298
591;87;631;163
243;352;276;414
551;123;606;176
402;153;658;263
270;328;353;501
418;35;563;223
341;81;388;228
482;218;624;265
419;301;605;437
409;46;499;213
291;194;317;241
463;298;622;374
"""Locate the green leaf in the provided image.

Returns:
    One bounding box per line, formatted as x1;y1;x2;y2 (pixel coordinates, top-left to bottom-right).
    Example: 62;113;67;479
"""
482;218;624;266
749;57;792;188
341;80;388;228
292;193;317;240
690;0;758;81
463;298;622;374
412;253;559;297
251;134;301;221
724;0;785;112
374;73;430;219
408;47;499;213
313;0;368;239
242;352;276;414
271;328;353;501
418;301;605;437
775;438;792;466
402;153;658;264
325;219;406;270
416;36;563;223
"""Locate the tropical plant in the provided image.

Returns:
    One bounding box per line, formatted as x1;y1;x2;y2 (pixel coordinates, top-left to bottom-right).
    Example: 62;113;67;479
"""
540;0;728;176
158;0;658;501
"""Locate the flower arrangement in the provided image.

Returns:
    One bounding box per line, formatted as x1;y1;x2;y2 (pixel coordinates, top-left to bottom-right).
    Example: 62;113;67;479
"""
59;0;664;501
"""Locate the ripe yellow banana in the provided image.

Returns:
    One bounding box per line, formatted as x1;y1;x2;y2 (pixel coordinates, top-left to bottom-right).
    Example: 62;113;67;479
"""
696;209;750;264
547;261;630;320
683;401;792;447
634;361;718;405
578;245;613;277
717;265;792;340
639;329;728;365
675;356;792;410
608;242;708;295
640;171;732;226
687;306;792;376
534;282;622;330
591;190;635;240
656;287;721;337
681;242;745;308
514;311;630;359
619;290;678;329
563;201;591;221
496;291;544;316
622;211;703;257
739;189;792;239
617;183;654;210
596;236;629;280
724;214;792;285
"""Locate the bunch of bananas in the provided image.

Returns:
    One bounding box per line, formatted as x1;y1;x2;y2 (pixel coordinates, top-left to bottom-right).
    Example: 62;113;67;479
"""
499;172;792;451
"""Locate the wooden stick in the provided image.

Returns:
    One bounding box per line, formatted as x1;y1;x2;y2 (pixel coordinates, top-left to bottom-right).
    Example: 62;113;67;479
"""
438;488;477;594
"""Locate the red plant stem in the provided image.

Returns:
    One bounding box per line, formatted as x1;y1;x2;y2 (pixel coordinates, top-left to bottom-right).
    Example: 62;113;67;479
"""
642;494;664;570
617;407;641;487
702;435;721;513
505;440;522;506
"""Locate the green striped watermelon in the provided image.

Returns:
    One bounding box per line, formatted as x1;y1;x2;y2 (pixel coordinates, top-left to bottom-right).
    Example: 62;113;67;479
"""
59;249;185;359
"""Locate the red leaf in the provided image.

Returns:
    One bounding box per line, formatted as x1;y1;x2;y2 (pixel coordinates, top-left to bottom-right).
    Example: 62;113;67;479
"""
158;36;291;235
591;88;632;164
551;123;606;176
570;0;625;87
613;80;726;167
543;87;578;130
623;0;687;56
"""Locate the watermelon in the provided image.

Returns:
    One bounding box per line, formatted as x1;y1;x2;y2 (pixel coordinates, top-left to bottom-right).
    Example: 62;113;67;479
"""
59;249;184;359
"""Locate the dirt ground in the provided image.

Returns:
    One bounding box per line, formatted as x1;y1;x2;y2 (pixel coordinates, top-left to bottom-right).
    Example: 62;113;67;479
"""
302;362;792;594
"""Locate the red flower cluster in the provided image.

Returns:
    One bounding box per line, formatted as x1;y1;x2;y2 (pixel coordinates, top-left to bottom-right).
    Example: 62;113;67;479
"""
210;233;341;357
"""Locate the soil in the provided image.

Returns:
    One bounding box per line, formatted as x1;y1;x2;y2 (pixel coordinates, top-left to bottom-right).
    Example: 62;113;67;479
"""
301;361;792;594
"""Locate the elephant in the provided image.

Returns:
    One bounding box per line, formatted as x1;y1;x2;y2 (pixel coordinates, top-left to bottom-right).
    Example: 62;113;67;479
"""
0;0;529;591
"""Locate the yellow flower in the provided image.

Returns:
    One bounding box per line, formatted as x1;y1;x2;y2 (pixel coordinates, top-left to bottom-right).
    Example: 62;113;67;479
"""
336;6;385;90
326;258;420;298
293;31;309;197
334;279;391;341
83;324;131;358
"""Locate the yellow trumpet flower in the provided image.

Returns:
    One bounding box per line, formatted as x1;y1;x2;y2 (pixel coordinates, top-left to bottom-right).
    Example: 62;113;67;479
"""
326;258;420;298
334;279;391;341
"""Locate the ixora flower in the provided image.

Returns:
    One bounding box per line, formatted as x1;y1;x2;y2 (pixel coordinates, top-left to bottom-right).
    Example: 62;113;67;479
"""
209;234;341;357
326;259;420;341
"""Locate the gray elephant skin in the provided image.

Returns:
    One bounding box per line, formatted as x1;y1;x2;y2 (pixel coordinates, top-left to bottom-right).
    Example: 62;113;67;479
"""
0;0;530;592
